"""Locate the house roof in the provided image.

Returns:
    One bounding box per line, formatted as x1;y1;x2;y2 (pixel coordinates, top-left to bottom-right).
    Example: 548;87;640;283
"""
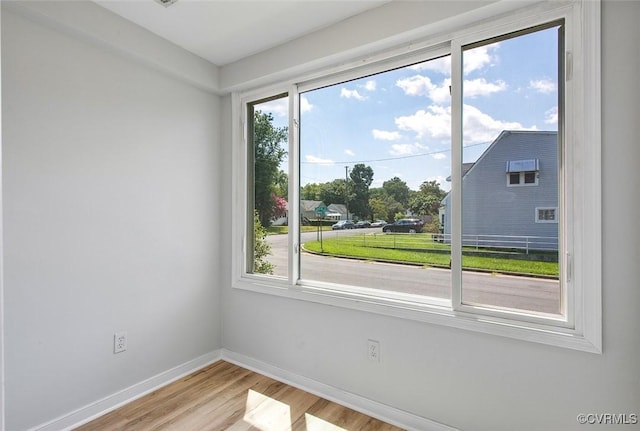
300;200;325;211
441;130;558;204
462;130;557;180
446;163;475;182
327;203;347;214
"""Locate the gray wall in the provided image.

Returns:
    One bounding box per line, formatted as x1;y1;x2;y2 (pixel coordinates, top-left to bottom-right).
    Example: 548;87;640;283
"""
1;1;638;431
2;8;222;430
221;1;640;431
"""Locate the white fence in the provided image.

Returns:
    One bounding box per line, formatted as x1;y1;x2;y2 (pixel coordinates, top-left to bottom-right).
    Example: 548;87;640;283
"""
433;233;558;253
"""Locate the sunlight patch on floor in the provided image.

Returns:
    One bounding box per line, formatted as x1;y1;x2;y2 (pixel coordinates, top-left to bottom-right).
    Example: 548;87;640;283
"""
242;389;292;431
239;389;351;431
305;413;349;430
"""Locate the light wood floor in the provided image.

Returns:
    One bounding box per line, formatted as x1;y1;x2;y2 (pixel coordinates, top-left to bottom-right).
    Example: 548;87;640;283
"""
74;360;405;431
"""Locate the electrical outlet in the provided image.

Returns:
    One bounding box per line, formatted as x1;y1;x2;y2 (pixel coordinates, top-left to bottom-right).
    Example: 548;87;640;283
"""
114;331;127;354
367;339;380;362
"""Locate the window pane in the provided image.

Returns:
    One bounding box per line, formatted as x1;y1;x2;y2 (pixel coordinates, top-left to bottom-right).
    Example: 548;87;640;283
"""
299;56;452;301
248;96;289;277
524;171;536;184
460;25;562;315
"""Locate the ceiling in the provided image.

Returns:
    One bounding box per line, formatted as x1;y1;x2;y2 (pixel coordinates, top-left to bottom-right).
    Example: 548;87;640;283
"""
94;0;391;66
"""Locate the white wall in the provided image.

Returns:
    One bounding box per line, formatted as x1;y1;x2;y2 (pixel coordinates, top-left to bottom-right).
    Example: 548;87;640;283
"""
220;1;640;430
2;6;222;430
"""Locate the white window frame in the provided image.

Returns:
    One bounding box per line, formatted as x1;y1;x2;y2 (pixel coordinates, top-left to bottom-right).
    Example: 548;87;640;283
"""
231;0;601;353
536;207;559;223
507;171;540;187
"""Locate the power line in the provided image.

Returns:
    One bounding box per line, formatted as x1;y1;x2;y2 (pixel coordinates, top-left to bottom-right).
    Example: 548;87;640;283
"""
299;141;491;165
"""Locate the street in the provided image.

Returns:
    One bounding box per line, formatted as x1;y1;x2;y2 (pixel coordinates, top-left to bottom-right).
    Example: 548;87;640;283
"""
265;228;561;315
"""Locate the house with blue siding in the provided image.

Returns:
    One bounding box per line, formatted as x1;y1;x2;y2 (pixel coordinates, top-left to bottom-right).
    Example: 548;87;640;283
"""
440;130;559;251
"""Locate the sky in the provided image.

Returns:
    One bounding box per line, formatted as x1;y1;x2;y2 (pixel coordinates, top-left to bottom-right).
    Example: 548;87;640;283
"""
256;25;559;193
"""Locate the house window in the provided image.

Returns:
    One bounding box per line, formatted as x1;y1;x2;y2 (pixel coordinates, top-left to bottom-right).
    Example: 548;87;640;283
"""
234;0;601;352
506;159;540;186
524;172;537;184
536;207;558;223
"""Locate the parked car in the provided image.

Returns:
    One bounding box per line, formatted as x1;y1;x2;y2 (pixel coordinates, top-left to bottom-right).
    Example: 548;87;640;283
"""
331;220;355;230
382;218;424;233
354;220;371;228
370;219;387;227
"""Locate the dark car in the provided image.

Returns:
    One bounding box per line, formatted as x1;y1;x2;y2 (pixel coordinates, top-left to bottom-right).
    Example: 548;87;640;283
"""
331;220;355;230
354;220;371;228
382;218;424;233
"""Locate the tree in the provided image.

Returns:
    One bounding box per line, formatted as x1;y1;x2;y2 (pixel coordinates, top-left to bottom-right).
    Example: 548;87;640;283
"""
369;196;388;221
408;180;446;216
273;169;288;199
300;183;322;201
319;179;351;206
271;194;287;219
349;164;374;219
253;211;274;274
382;177;410;207
254;110;287;227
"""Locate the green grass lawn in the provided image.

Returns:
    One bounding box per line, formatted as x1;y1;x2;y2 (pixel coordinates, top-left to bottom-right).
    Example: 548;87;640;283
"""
304;233;559;277
267;225;333;235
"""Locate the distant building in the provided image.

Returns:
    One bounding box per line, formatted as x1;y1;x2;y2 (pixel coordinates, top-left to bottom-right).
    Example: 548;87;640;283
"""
440;130;559;251
326;203;348;220
300;200;325;222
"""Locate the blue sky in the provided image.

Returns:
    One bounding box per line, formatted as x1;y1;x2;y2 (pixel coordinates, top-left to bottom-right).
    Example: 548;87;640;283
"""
257;25;559;192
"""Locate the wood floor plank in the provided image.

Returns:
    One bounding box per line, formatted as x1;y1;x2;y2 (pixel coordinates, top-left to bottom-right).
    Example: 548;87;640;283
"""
74;361;405;431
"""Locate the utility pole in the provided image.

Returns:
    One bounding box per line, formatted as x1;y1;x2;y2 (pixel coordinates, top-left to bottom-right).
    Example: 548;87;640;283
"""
345;166;349;221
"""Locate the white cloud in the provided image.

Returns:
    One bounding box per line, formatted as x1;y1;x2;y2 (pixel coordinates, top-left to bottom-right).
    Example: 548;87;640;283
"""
410;56;451;74
372;129;402;141
300;95;313;113
431;152;447;160
258;98;288;116
396;76;451;104
463;43;499;75
340;88;366;101
544;106;558;125
395;105;451;140
344;149;355;156
256;96;313;116
463;78;507;98
529;79;556;94
396;75;434;96
395;104;536;144
462;104;537;144
407;43;499;76
363;80;377;91
389;142;428;156
305;155;334;165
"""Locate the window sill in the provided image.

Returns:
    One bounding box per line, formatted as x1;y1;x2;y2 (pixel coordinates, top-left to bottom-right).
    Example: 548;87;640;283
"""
233;276;601;354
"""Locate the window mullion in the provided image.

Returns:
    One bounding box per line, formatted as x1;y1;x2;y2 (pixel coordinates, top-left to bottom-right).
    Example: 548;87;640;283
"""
289;86;301;286
450;40;463;310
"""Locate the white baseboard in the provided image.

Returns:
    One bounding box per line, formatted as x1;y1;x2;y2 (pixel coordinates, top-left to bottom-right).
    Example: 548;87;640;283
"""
31;348;456;431
221;349;458;431
32;350;223;431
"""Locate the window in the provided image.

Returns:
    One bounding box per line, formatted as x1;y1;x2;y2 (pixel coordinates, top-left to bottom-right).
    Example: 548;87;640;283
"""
298;55;451;300
508;171;539;186
246;95;290;278
460;24;561;316
233;0;601;353
536;207;558;223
